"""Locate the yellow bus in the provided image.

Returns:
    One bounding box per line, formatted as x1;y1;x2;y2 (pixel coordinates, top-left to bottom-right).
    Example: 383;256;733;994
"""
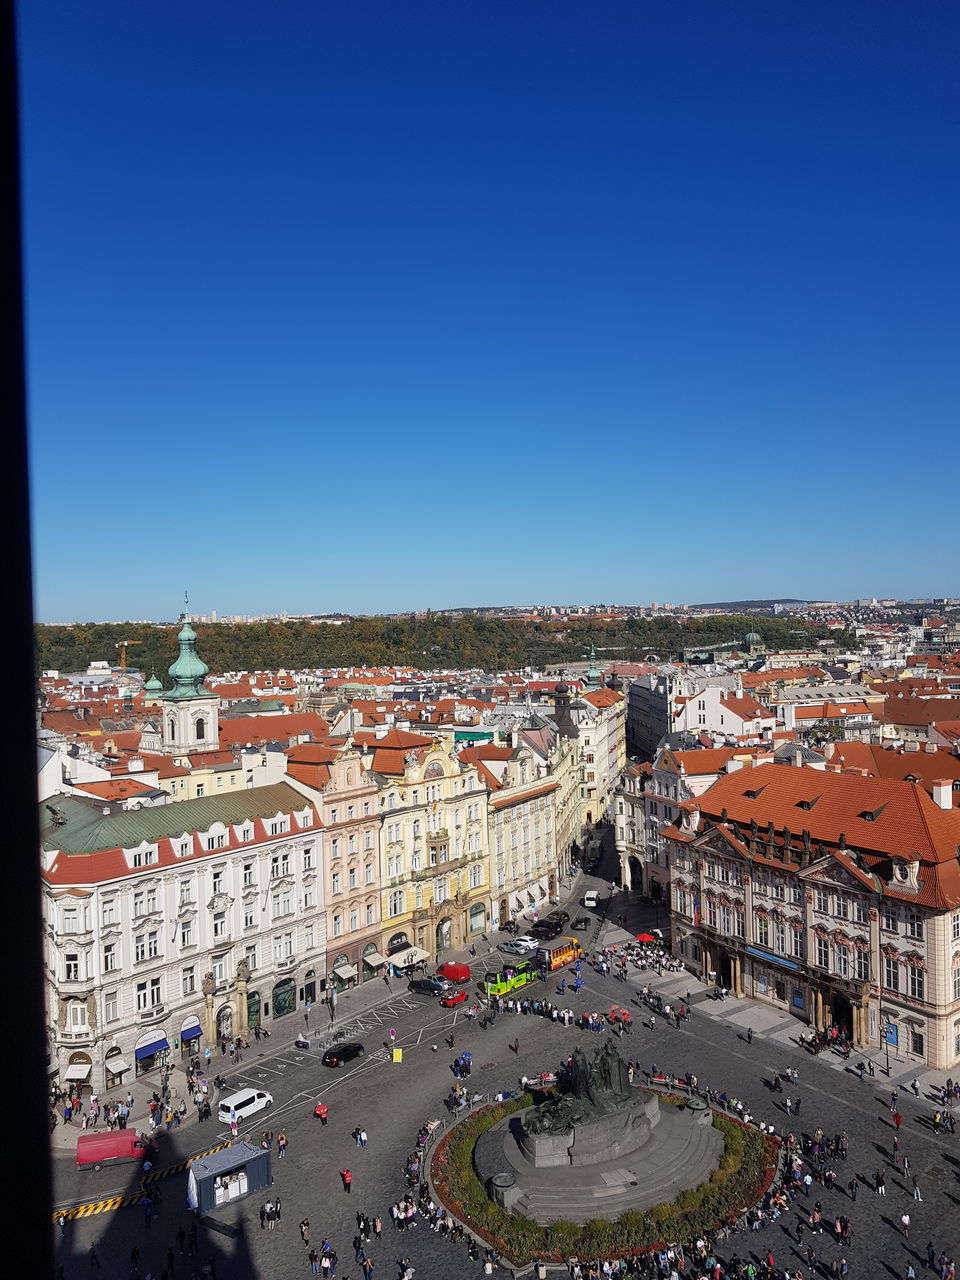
536;937;584;972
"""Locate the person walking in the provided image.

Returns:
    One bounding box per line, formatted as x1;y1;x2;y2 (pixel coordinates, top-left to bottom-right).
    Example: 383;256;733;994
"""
340;1168;353;1194
300;1219;310;1248
308;1248;320;1275
795;1096;802;1117
747;1027;753;1045
848;1177;858;1202
912;1175;923;1201
316;1102;329;1125
894;1110;903;1131
875;1168;886;1195
277;1131;288;1159
511;1039;520;1055
901;1212;911;1240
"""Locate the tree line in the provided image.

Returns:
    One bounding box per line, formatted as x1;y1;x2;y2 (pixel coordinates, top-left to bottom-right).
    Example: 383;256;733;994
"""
35;615;856;679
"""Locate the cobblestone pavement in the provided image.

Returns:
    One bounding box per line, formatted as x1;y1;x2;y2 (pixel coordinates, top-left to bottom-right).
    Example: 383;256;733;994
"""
51;867;960;1280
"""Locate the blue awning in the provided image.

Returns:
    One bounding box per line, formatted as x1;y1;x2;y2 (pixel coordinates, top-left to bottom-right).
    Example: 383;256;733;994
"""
746;946;800;972
135;1036;170;1059
181;1024;202;1042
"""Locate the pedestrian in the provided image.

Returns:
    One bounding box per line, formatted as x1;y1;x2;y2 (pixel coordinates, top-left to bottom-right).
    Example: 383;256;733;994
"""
89;1244;100;1270
360;1127;368;1148
795;1095;802;1116
340;1168;353;1194
300;1219;310;1247
902;1212;911;1240
316;1102;329;1125
875;1168;886;1195
912;1175;923;1201
848;1177;858;1202
511;1039;520;1055
278;1131;288;1159
373;1215;382;1239
747;1027;753;1045
308;1248;320;1275
177;1227;186;1254
894;1111;903;1131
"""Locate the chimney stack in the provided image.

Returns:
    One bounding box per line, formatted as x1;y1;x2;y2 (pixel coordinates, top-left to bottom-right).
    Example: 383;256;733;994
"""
932;779;953;810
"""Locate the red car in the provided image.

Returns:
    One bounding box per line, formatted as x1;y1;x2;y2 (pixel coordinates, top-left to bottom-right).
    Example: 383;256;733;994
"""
440;989;469;1007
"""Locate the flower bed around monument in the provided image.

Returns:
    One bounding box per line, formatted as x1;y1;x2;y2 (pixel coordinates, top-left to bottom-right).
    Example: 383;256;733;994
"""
430;1094;780;1267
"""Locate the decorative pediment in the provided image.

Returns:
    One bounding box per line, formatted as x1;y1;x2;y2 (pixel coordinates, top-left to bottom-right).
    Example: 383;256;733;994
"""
804;862;868;892
832;929;852;947
903;949;927;970
853;935;870;951
206;892;234;913
789;917;805;932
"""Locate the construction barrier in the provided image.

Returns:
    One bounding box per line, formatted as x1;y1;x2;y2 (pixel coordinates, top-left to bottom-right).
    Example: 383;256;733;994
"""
52;1140;233;1223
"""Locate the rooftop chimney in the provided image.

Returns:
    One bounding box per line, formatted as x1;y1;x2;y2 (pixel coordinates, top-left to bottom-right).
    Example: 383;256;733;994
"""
932;779;953;810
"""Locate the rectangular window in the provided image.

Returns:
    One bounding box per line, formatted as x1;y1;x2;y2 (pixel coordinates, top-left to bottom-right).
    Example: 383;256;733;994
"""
150;977;161;1006
791;883;803;905
331;872;341;895
365;862;374;884
243;862;255;887
815;889;828;914
302;846;314;870
792;930;804;959
349;908;359;932
835;895;848;919
906;913;924;940
953;911;960;941
910;1028;924;1057
244;943;258;973
101;899;116;926
333;914;343;937
856;950;870;982
909;965;925;1001
212;870;224;894
133;892;144;917
104;990;119;1022
244;902;256;929
835;946;849;978
134;934;146;963
854;900;868;924
61;907;78;933
389;890;404;916
147;930;159;958
884;956;900;992
707;900;717;928
182;965;196;996
756;918;769;948
774;922;786;954
102;943;117;972
136;981;148;1012
816;936;830;969
882;905;897;932
366;903;375;926
348;868;358;890
213;912;227;938
305;923;314;950
64;952;80;981
734;909;745;938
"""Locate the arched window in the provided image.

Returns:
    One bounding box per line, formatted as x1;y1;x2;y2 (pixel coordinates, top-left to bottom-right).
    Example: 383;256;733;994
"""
168;719;176;739
195;718;205;741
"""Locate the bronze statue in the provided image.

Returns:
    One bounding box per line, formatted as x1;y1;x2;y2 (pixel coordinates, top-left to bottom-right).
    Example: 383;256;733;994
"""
524;1040;634;1135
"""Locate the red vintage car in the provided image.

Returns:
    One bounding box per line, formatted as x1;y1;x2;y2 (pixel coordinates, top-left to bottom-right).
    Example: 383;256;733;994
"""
440;989;469;1007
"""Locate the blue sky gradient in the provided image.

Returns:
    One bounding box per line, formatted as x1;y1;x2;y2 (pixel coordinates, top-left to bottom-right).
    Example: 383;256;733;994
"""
19;1;960;621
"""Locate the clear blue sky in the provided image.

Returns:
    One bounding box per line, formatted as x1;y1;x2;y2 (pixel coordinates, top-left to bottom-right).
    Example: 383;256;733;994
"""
19;1;960;622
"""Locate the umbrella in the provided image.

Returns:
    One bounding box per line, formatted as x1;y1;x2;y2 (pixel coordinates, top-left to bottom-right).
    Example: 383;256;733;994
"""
636;933;657;942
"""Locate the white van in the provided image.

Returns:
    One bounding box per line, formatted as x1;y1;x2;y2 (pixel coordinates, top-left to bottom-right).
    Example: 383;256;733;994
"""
218;1088;273;1126
582;890;599;909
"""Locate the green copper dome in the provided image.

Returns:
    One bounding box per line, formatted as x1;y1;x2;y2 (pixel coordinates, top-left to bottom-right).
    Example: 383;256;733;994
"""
744;631;763;646
164;596;211;701
144;671;163;693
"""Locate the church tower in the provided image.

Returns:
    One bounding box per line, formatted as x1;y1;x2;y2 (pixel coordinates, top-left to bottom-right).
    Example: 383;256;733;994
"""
161;596;219;755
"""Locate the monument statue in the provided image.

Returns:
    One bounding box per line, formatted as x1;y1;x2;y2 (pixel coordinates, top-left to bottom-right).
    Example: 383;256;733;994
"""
524;1040;633;1135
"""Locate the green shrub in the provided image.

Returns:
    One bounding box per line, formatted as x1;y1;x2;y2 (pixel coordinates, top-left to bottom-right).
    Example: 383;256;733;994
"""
430;1095;779;1267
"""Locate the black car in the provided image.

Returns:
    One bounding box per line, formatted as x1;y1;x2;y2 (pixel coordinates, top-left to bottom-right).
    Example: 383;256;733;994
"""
571;916;591;931
408;977;451;997
321;1042;365;1068
530;922;562;941
548;911;570;926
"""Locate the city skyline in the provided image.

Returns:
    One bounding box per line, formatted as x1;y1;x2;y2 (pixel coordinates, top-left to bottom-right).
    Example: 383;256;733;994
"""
20;2;960;622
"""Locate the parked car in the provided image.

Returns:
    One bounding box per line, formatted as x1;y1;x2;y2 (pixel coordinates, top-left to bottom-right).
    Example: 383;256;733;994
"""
582;891;599;908
497;941;530;956
440;989;469;1007
547;911;570;926
408;976;451;996
512;935;539;952
531;922;562;940
571;916;591;931
321;1042;365;1068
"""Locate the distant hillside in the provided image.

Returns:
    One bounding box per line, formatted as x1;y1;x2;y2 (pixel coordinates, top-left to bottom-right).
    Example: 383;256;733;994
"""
691;599;809;610
35;613;856;676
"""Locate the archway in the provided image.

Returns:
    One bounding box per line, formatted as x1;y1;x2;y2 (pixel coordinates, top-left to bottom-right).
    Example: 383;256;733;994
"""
628;856;643;893
499;898;508;928
387;932;409;956
831;992;853;1039
216;1005;234;1043
246;991;262;1031
436;918;453;956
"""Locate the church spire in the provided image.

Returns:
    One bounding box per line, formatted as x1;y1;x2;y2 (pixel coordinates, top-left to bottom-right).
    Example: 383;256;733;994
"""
163;593;210;701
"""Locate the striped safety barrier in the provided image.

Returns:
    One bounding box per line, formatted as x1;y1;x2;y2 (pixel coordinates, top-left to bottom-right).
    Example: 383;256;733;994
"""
52;1140;233;1223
